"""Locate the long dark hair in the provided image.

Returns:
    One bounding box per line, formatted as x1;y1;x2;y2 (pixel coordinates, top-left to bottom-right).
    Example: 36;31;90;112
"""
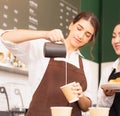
72;11;100;41
72;11;100;60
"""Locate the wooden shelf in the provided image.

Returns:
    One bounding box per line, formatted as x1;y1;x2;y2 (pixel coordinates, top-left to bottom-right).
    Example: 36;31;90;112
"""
0;62;28;76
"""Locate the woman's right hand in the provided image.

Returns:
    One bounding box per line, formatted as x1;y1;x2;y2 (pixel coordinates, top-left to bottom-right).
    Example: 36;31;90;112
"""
46;29;65;43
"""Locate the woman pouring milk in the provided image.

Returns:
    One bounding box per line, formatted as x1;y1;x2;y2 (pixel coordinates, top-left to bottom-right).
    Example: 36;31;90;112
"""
0;11;99;116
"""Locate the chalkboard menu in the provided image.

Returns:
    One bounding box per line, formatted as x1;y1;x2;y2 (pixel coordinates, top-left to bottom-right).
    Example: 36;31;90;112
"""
0;0;80;36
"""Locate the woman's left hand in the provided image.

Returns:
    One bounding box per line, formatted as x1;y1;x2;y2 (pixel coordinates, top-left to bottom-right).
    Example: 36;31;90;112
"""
72;82;84;98
102;88;115;96
72;82;91;111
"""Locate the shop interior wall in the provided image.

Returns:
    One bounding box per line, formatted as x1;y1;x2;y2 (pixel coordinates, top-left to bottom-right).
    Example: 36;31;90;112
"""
101;0;120;62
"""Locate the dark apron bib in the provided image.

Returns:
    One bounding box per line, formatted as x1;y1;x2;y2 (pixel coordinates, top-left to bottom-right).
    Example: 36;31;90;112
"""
108;69;120;116
26;58;87;116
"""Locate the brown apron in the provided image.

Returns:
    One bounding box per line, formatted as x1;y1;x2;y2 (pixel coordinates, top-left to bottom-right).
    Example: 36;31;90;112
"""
26;57;87;116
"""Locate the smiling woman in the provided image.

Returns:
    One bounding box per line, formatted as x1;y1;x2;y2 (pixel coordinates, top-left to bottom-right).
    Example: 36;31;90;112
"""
112;24;120;55
97;22;120;116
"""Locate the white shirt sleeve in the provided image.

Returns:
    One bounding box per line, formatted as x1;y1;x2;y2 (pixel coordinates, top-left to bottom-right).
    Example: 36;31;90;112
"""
0;30;49;65
1;37;30;65
97;64;115;107
97;86;115;107
0;30;50;95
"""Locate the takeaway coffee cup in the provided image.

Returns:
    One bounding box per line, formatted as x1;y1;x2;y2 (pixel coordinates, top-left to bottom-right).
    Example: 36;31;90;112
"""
89;107;110;116
60;82;79;103
50;106;72;116
44;42;66;58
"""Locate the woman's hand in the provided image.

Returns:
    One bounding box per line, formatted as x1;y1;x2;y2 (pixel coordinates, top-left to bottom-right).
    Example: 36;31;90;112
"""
102;88;115;96
72;82;84;98
46;29;65;43
72;82;91;111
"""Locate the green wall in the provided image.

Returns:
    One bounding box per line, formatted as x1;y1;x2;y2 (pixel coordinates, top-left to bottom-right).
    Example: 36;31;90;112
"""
80;0;120;63
101;0;120;62
80;0;120;82
80;0;101;63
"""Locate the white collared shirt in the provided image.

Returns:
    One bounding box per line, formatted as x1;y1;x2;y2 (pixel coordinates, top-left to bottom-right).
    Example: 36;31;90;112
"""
97;58;120;107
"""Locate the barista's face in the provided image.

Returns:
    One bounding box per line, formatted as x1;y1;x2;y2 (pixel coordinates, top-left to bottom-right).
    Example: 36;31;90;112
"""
112;24;120;55
66;18;94;50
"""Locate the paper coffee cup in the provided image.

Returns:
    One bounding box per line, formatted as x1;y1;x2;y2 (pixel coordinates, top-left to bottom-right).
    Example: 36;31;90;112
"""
60;82;79;103
89;107;110;116
50;106;72;116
